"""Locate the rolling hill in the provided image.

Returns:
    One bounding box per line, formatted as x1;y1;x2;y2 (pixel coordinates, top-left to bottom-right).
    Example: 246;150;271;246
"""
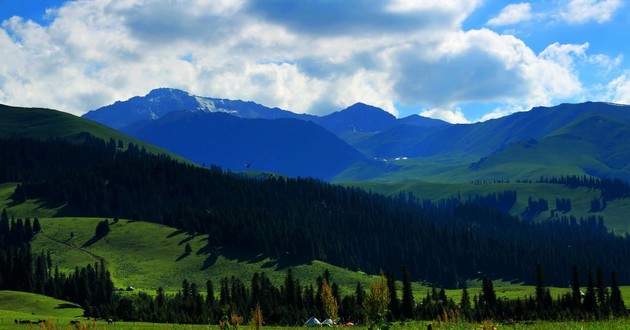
0;104;183;160
338;102;630;183
121;111;372;179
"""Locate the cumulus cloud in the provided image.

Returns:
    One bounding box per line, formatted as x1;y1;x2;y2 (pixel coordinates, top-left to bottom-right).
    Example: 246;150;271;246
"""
420;107;469;124
487;3;533;27
560;0;623;24
0;0;623;122
604;72;630;104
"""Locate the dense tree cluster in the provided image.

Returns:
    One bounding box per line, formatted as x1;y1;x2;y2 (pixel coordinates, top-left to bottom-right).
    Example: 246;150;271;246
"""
0;212;115;318
523;197;549;219
2;194;629;324
103;265;627;325
539;175;630;202
555;198;572;213
3;137;630;288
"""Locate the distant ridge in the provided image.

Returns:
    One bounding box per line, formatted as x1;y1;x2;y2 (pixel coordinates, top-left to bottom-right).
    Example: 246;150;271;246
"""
83;88;316;129
0;103;179;159
121;111;371;180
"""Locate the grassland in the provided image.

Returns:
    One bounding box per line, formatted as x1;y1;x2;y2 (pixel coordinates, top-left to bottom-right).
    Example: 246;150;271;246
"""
0;104;189;163
0;290;83;323
345;180;630;234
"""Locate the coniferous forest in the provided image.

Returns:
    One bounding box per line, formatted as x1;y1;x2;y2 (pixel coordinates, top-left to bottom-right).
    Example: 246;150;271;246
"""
2;135;630;324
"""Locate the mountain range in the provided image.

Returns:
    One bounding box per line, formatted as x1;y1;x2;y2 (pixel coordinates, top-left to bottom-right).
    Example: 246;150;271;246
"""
82;89;630;182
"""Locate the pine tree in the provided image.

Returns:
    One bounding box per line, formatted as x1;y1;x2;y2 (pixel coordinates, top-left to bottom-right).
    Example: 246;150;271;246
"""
571;265;581;309
401;265;414;319
609;271;625;316
583;269;596;314
535;264;545;310
460;282;471;321
206;279;215;307
385;271;399;320
596;266;609;316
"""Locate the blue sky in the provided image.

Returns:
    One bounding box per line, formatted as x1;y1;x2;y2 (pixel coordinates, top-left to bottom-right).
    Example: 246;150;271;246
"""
0;0;628;122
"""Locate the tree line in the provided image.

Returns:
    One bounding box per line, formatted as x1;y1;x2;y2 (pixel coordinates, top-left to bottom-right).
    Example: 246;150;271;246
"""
0;212;115;318
1;210;628;325
3;136;630;288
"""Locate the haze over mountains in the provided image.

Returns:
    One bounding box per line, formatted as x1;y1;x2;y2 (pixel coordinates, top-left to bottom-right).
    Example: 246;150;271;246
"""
82;88;630;182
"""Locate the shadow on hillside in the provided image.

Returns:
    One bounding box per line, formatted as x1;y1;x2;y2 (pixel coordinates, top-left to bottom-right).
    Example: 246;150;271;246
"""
55;303;81;310
176;251;190;262
196;244;214;256
220;248;303;270
178;236;194;245
201;253;218;270
167;229;185;238
81;234;104;248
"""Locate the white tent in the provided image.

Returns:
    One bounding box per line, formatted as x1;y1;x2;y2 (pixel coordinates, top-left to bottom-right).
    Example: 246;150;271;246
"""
304;317;322;327
322;318;335;327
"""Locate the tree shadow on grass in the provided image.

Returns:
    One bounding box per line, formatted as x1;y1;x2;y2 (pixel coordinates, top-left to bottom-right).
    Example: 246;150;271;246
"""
167;229;185;238
176;252;190;262
201;253;218;270
55;303;81;309
220;248;303;270
81;234;104;248
178;236;194;245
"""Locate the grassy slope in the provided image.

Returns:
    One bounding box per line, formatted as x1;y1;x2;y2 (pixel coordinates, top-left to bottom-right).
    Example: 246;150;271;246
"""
347;181;630;234
0;291;83;320
0;104;187;162
31;216;391;296
28;216;630;308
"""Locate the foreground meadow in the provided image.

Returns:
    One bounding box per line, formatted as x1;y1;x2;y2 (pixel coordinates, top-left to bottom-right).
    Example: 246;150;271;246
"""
2;319;630;330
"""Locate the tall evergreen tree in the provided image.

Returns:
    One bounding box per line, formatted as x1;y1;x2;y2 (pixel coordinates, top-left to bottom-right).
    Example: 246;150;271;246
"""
571;265;581;309
460;282;472;321
609;272;625;316
596;266;609;316
400;266;414;319
583;269;596;314
535;264;545;310
385;271;399;320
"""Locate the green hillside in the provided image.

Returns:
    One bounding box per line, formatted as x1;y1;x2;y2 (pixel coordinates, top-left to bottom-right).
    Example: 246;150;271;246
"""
338;104;630;184
347;181;630;234
28;216;626;304
30;216;386;295
0;104;187;161
0;290;83;320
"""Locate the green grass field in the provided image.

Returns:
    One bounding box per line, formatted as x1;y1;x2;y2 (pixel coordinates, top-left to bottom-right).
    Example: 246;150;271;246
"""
0;104;190;163
26;216;630;308
0;290;83;323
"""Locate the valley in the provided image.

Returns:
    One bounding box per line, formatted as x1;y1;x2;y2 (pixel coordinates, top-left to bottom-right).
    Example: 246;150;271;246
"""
2;96;630;326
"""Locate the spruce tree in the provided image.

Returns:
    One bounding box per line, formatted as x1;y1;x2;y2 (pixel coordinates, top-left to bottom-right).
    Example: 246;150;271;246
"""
609;272;625;316
460;283;471;321
583;269;596;314
571;265;581;309
535;264;545;311
385;271;399;320
401;265;414;319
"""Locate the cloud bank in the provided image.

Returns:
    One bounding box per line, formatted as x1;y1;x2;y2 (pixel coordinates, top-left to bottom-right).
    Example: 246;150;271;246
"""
0;0;627;122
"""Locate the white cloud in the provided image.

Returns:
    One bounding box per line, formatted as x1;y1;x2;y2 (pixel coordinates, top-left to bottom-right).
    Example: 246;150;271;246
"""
0;0;623;120
487;3;533;27
560;0;623;24
588;54;623;75
604;72;630;104
420;107;470;124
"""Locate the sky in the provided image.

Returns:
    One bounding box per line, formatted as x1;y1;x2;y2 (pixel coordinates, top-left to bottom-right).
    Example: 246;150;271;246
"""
0;0;629;123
